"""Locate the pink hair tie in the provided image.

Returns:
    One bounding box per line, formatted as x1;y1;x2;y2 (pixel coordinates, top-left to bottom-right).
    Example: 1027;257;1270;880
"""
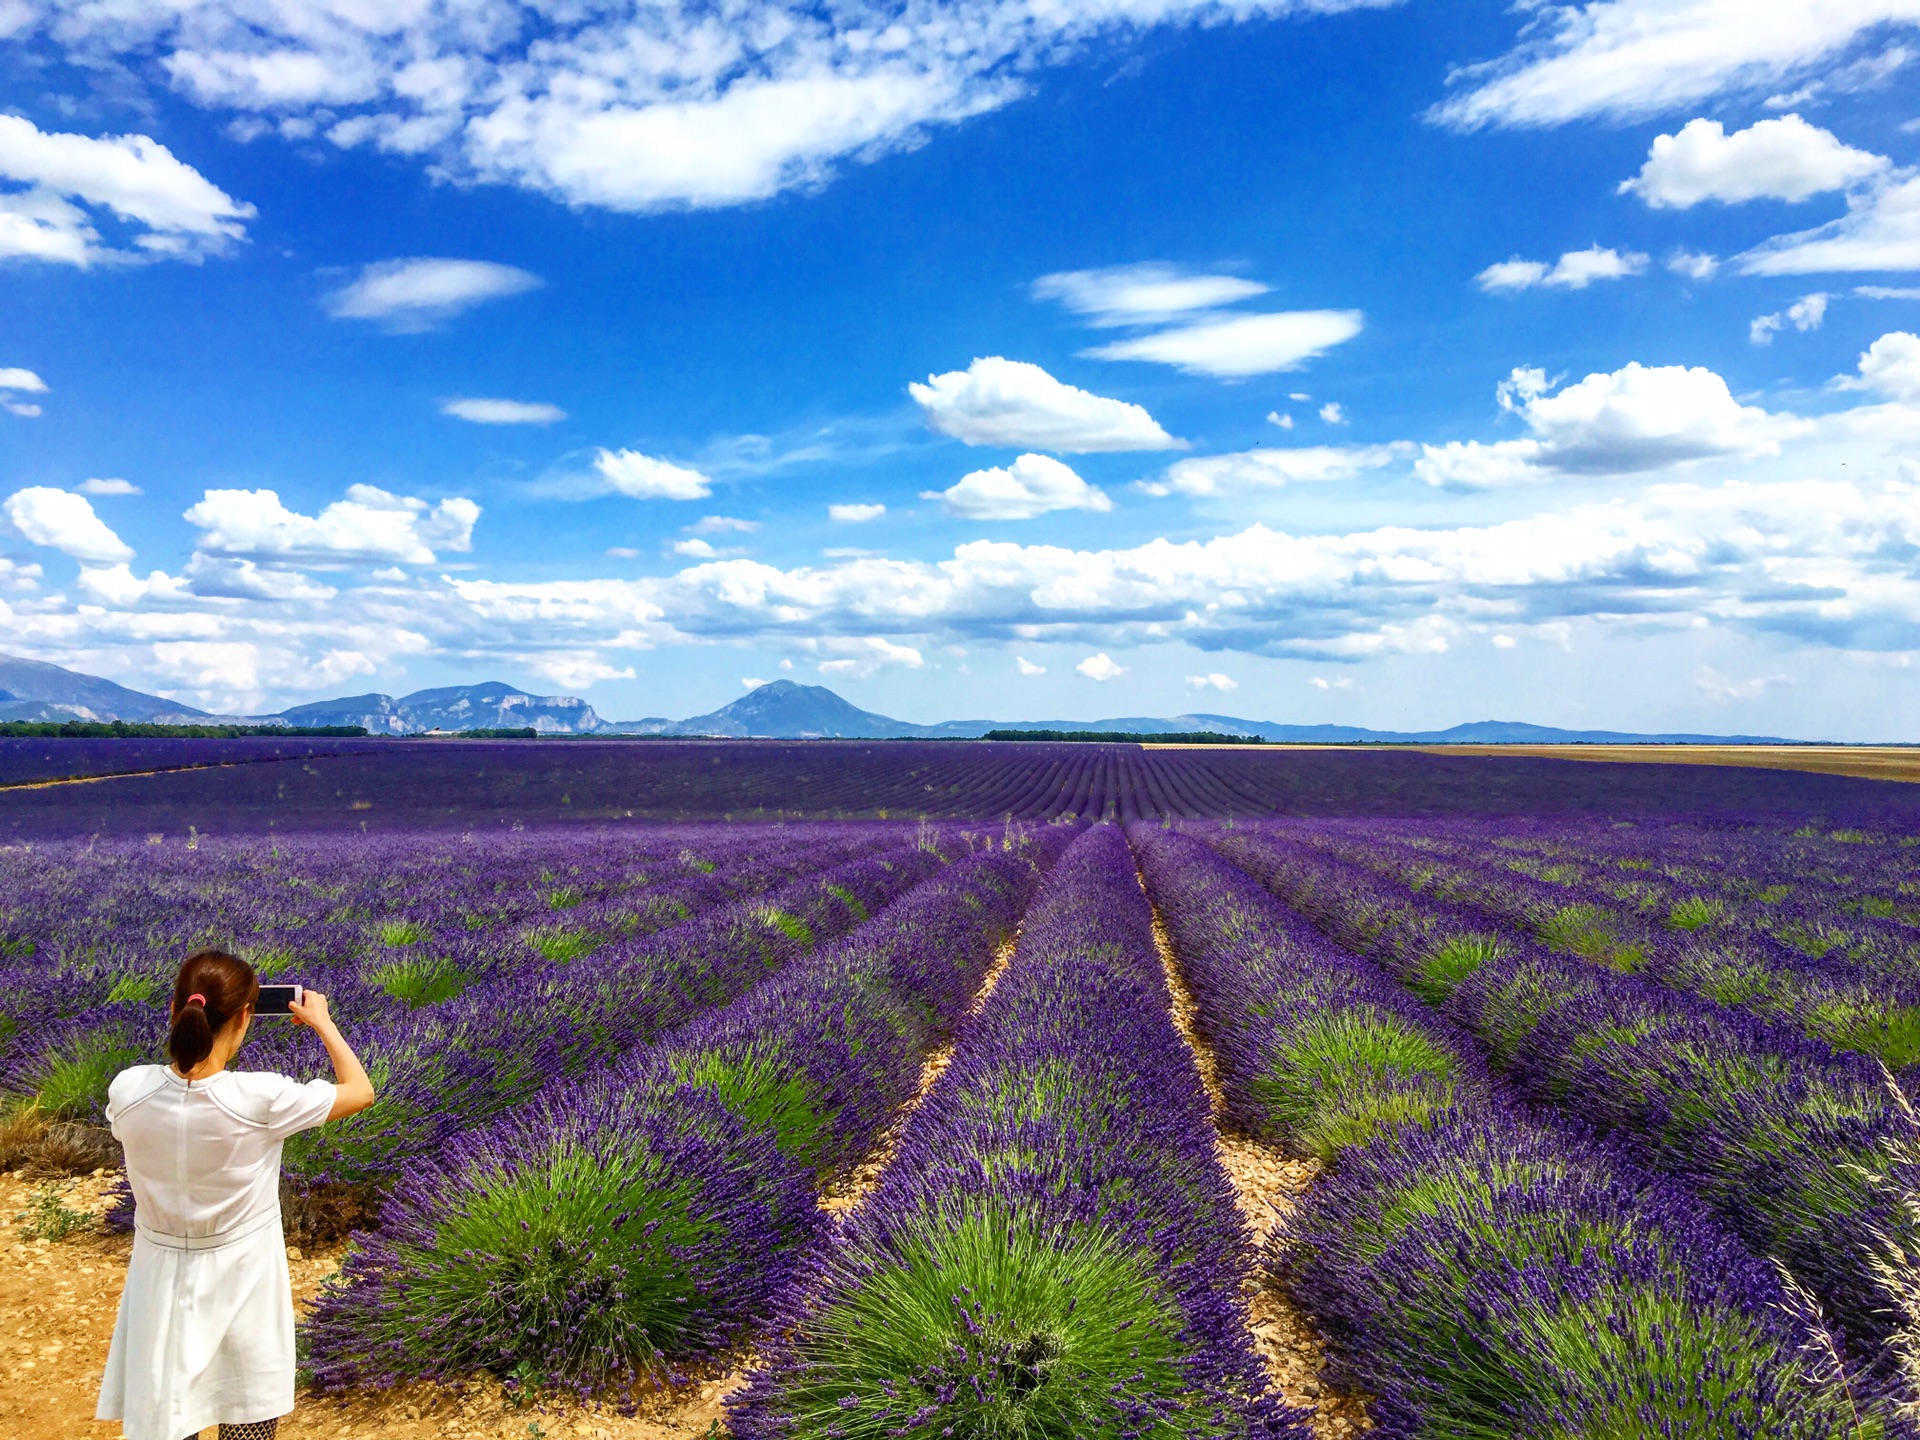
186;993;208;1006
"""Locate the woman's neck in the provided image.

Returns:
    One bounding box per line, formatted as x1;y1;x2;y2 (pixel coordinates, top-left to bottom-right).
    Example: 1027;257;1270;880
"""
172;1046;233;1082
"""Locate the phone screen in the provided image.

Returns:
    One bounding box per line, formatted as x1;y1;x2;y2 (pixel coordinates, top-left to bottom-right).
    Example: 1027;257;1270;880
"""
256;984;303;1015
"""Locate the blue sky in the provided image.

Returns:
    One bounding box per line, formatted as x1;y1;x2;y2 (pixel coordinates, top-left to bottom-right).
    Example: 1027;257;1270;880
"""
3;0;1920;737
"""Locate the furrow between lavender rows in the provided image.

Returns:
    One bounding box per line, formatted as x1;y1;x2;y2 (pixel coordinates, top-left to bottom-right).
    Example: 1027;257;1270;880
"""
1207;822;1920;1402
1133;825;1879;1438
302;828;1068;1392
730;824;1309;1440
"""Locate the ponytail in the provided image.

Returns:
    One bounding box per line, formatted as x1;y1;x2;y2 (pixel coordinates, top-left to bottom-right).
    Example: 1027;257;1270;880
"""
169;949;260;1075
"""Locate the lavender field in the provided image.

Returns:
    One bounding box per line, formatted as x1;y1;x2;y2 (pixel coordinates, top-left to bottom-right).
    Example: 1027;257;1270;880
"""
7;747;1920;1436
7;735;1920;837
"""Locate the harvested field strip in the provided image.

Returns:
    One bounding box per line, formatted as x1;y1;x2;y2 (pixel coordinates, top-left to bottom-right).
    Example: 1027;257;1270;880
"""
1136;825;1878;1437
1209;824;1920;1397
1418;743;1920;785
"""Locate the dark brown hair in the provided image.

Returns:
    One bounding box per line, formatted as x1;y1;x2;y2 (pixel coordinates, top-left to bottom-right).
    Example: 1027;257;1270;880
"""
169;949;260;1076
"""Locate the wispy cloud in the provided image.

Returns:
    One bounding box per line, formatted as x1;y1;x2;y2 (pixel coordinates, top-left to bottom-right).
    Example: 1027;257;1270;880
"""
325;258;542;331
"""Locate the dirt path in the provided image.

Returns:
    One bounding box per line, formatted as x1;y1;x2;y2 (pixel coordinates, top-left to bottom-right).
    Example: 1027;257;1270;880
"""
819;932;1017;1216
1142;894;1372;1438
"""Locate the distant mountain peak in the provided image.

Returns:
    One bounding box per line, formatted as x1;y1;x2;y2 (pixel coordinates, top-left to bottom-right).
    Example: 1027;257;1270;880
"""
668;680;922;738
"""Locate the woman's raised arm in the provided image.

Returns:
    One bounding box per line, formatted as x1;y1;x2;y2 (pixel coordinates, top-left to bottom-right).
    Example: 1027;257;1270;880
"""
287;989;377;1121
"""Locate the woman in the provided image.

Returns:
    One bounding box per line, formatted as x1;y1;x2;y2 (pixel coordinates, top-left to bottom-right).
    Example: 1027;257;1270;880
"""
96;949;377;1440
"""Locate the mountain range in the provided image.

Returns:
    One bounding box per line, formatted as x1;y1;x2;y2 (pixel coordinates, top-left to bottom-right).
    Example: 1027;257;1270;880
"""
0;654;1809;744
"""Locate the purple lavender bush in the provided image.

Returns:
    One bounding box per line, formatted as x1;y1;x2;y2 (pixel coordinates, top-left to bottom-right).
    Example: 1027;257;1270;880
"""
1284;1113;1885;1438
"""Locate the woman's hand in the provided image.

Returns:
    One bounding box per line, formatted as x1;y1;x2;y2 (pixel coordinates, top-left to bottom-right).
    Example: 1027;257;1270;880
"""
287;988;333;1032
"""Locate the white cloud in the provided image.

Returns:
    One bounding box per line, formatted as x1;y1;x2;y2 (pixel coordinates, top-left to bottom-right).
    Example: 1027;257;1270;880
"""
1145;444;1404;497
742;676;768;690
0;114;253;266
1750;292;1829;345
909;357;1179;452
1083;309;1363;378
1289;392;1311;402
1310;675;1354;689
183;554;338;602
1477;245;1649;292
1621;116;1888;208
1077;652;1127;681
1186;672;1237;691
1696;665;1778;701
3;487;135;563
1838;330;1920;400
325;258;541;330
1015;655;1046;675
1667;249;1721;280
925;453;1112;520
693;515;759;533
1431;1;1920;130
1267;411;1294;429
1415;362;1807;487
29;447;1920;710
0;557;43;593
528;653;635;689
1739;174;1920;275
183;484;479;564
810;635;923;677
593;449;713;500
442;397;566;424
671;538;718;558
13;0;1386;218
1859;285;1920;299
606;546;641;559
77;563;192;606
1032;264;1268;326
1319;401;1346;425
1491;634;1518;649
0;370;41;415
828;502;886;522
77;477;140;496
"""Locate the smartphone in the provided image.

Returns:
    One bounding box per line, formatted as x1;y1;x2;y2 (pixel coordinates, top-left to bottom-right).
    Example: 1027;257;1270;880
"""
256;984;305;1015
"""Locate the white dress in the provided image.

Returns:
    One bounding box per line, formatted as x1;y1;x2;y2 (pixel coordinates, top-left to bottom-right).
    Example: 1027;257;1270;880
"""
96;1065;336;1440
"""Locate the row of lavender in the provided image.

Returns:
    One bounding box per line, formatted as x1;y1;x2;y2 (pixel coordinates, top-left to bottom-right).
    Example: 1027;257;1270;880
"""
306;833;1067;1391
1296;817;1920;1071
1202;821;1920;1402
1133;827;1876;1435
730;824;1304;1439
